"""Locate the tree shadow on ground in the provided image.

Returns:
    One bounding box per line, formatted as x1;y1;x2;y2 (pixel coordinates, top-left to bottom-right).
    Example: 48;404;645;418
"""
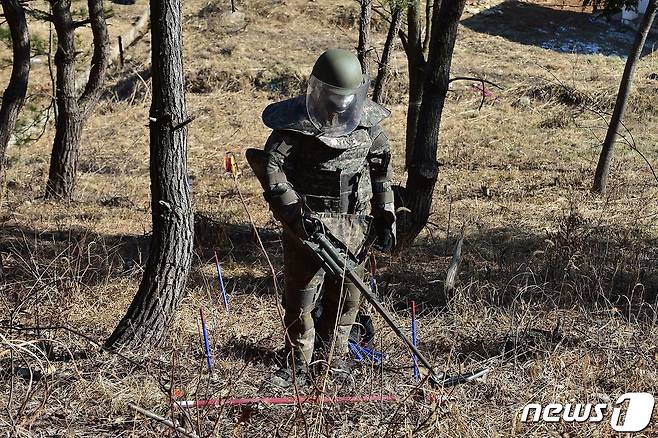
193;212;280;266
380;217;658;321
222;336;282;367
0;213;281;292
461;1;658;57
2;211;657;322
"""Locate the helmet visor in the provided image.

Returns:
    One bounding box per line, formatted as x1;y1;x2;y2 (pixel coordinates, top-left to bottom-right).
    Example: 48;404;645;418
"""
306;74;370;137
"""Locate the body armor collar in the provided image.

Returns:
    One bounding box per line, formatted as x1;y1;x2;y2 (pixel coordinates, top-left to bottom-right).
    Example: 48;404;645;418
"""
262;96;390;149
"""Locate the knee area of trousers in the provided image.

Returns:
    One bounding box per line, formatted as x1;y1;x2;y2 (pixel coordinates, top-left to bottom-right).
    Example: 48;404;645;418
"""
283;292;321;314
285;312;315;327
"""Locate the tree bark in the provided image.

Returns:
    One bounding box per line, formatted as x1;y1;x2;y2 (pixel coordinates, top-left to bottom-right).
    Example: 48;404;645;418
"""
45;0;109;199
396;0;466;249
105;0;194;350
401;0;426;169
372;5;403;104
592;0;657;194
0;0;30;179
357;0;372;75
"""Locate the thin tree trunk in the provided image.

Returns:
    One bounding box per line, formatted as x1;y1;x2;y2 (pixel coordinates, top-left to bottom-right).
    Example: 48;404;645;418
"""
372;5;403;104
105;0;194;350
401;0;425;169
0;0;30;179
357;0;372;75
592;0;657;194
397;0;466;248
45;0;109;199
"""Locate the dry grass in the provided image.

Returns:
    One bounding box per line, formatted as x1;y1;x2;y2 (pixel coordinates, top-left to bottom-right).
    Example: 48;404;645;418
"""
1;0;658;436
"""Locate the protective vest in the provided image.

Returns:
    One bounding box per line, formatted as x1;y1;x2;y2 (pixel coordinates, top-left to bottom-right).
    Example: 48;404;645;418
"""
261;96;395;220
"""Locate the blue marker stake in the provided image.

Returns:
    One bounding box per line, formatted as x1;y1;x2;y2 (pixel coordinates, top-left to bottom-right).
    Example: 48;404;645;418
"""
214;251;229;312
200;308;212;373
411;301;420;381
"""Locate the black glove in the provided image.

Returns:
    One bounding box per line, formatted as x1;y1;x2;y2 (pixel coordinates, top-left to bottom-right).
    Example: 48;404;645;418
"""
291;213;320;239
372;217;395;252
270;199;319;239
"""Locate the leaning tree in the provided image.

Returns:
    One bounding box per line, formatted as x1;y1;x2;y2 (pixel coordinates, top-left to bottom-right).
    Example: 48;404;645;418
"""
0;0;30;180
372;1;404;104
591;0;657;194
105;0;194;350
45;0;109;199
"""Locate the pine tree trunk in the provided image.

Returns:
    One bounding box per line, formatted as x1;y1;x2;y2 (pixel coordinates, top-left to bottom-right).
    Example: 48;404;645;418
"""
105;0;194;350
372;5;403;104
0;0;30;179
45;0;109;199
397;0;466;248
46;0;79;198
592;0;657;194
357;0;372;75
46;109;83;198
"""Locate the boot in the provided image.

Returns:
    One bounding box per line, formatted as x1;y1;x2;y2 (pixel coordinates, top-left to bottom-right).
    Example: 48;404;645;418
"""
328;355;355;386
269;362;309;388
312;348;356;387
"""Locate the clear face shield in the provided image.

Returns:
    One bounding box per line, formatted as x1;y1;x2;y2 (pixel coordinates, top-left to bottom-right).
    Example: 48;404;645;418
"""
305;74;370;137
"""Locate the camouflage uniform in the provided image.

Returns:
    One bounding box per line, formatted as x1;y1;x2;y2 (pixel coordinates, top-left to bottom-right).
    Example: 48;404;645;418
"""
261;95;395;365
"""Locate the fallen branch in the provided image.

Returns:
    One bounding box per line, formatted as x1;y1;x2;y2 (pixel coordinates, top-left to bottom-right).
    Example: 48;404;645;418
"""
448;76;502;89
444;230;464;294
109;5;150;66
129;403;198;438
449;76;503;110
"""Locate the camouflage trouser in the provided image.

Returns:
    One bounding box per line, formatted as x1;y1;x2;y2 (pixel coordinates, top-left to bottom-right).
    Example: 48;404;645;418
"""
282;212;371;365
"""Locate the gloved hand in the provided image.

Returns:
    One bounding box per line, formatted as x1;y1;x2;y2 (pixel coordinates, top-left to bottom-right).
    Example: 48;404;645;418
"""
270;200;319;239
291;213;320;239
372;217;395;252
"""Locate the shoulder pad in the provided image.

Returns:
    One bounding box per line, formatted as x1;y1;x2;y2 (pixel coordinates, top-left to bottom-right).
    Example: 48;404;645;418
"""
261;96;391;149
359;100;391;128
262;96;318;134
262;96;391;132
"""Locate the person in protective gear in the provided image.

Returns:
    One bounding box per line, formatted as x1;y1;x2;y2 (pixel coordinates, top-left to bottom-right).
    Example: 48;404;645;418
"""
258;49;396;387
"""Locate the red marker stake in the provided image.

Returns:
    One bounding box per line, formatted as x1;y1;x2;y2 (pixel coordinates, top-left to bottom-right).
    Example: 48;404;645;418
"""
174;394;453;408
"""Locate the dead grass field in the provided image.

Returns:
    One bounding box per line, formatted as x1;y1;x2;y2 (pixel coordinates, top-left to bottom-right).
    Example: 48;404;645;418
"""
1;0;658;436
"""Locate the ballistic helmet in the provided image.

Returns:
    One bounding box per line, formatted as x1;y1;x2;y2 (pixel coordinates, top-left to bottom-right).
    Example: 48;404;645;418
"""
306;49;370;137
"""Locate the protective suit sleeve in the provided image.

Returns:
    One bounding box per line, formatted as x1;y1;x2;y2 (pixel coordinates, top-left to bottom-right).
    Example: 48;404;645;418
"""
367;125;396;226
263;131;302;225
